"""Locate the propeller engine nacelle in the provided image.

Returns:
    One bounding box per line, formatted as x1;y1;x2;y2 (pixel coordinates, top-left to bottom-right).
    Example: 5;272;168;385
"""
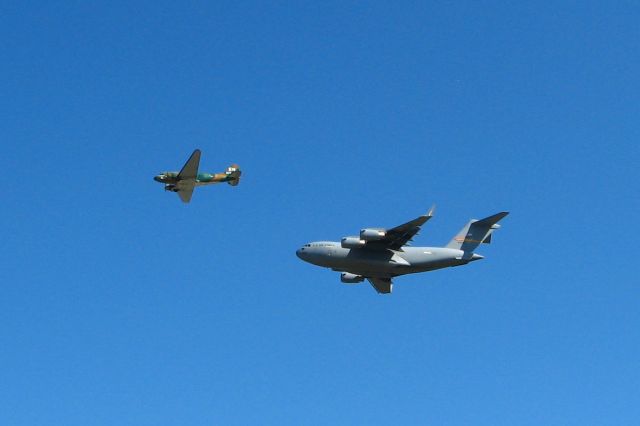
341;272;364;284
341;236;366;249
164;184;178;192
360;228;386;241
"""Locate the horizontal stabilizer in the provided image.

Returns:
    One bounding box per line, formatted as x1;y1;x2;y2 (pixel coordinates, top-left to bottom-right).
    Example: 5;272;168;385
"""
473;212;508;227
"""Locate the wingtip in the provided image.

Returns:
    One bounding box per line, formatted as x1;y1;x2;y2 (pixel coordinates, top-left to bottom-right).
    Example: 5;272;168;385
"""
427;204;436;217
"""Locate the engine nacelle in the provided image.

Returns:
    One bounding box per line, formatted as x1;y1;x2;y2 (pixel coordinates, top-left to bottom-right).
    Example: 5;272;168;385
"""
360;228;386;241
341;272;364;284
341;236;366;249
164;184;178;192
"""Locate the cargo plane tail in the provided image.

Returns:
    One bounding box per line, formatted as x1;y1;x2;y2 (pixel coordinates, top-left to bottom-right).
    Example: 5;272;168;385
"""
446;212;509;255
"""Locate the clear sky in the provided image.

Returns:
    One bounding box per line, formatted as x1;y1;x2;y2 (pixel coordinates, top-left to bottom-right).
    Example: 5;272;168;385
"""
1;1;639;424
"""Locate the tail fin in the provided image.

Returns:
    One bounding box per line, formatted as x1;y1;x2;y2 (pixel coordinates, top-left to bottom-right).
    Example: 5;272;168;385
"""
227;164;241;186
446;212;509;253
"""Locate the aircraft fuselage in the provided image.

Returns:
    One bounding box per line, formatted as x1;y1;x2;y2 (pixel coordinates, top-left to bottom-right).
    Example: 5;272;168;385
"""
153;171;237;186
296;242;483;279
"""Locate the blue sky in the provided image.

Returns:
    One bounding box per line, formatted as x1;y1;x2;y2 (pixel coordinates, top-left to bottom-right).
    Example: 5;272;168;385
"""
1;1;639;424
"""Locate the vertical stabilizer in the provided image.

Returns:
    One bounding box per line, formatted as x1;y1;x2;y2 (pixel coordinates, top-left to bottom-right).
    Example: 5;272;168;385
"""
227;164;241;186
446;212;509;253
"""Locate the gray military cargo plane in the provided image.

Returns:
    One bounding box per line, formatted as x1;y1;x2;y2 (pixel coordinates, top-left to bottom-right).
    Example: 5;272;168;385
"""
296;207;508;294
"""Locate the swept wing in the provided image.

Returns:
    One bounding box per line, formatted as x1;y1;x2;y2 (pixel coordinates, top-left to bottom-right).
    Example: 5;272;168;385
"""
368;205;435;250
368;277;393;294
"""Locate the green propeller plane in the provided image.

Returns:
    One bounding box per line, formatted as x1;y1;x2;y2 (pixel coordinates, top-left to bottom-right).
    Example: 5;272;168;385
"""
154;149;241;203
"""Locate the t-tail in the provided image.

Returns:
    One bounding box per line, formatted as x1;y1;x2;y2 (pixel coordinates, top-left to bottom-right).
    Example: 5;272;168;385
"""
446;212;509;255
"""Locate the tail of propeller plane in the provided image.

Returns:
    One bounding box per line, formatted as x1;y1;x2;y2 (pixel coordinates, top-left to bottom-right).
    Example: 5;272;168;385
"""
226;164;241;186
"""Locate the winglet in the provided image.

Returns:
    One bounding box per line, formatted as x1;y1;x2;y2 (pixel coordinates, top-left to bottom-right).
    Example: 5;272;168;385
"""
427;204;436;217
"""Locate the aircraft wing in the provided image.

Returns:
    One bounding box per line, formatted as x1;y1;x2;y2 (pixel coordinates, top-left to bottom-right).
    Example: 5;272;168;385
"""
369;205;435;250
176;180;196;203
178;149;201;180
177;187;194;203
368;277;393;294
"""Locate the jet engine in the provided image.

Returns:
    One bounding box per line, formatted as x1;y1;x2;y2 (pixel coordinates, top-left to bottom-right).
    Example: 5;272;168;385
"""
360;228;386;241
341;236;366;249
164;184;178;192
341;272;364;284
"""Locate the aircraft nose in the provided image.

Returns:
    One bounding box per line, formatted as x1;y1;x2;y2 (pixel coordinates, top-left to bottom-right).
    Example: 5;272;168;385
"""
296;247;307;260
154;175;163;182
